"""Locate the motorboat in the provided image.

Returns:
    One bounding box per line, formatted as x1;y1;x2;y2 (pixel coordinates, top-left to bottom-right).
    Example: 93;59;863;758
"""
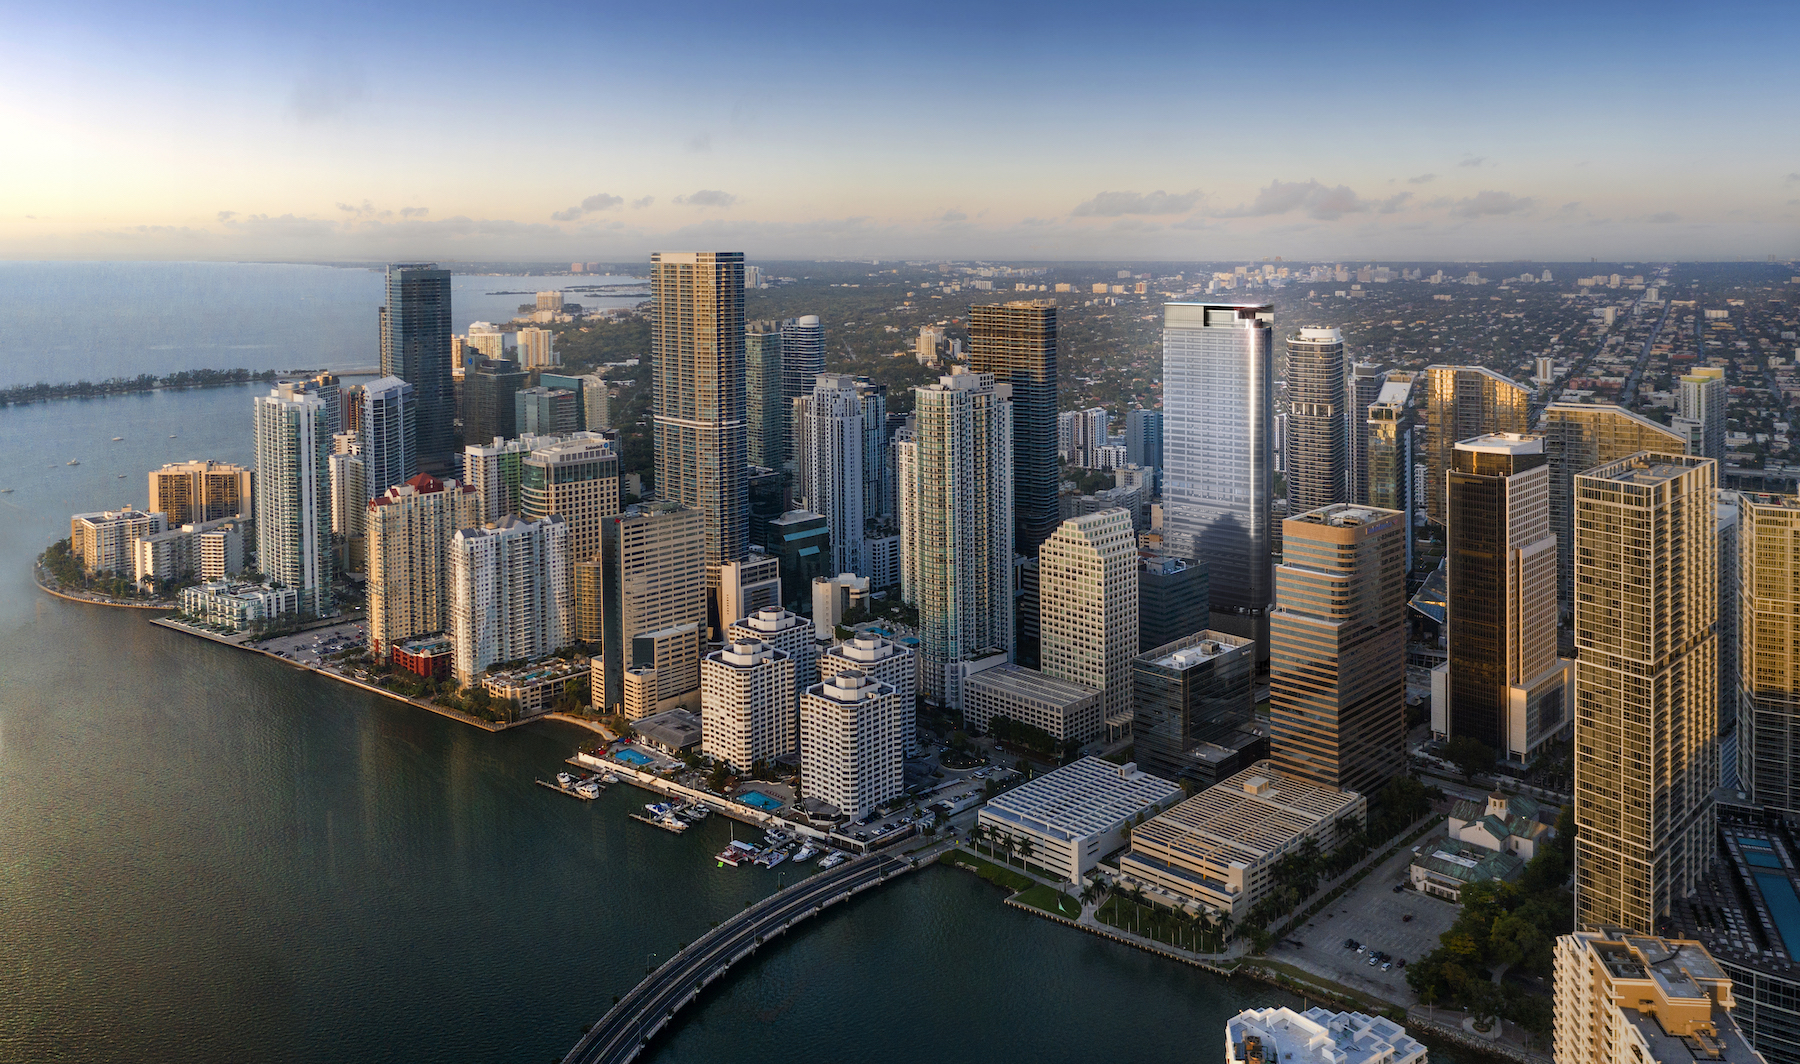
556;772;575;787
818;851;848;869
111;437;123;441
645;802;672;817
791;842;819;863
66;459;79;466
762;850;787;868
602;773;620;785
575;781;601;799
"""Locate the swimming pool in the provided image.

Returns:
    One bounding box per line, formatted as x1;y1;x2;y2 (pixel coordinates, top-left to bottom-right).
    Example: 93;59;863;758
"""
614;749;653;766
1754;871;1800;955
738;790;783;811
1746;851;1785;869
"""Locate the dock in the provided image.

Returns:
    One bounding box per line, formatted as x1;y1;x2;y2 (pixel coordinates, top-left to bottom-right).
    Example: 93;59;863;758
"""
629;813;687;833
536;779;598;800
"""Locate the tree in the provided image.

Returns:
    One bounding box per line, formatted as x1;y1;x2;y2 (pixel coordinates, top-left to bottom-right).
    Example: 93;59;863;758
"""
1016;837;1035;871
1444;735;1497;780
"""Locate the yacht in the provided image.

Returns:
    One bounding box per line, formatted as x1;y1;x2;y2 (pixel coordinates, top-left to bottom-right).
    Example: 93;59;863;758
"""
791;842;819;863
601;773;620;785
818;851;848;869
66;459;79;466
645;802;672;817
556;772;575;787
575;781;601;799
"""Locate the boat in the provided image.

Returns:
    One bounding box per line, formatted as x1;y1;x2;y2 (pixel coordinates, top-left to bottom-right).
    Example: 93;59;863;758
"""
645;802;672;817
66;459;79;466
601;773;620;785
111;437;123;442
762;850;787;868
168;434;177;438
117;474;126;479
730;840;759;853
556;772;575;786
685;805;709;820
792;842;819;863
0;488;12;493
656;814;688;833
715;848;744;867
818;851;848;869
575;781;601;799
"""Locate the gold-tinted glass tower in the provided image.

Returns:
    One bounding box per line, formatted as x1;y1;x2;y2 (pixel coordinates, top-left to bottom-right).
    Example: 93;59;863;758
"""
1270;503;1408;796
1573;453;1718;934
1738;493;1800;815
1423;365;1530;526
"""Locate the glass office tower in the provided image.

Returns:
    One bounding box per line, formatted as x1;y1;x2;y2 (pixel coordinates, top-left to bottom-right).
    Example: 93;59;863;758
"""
381;264;455;463
969;301;1058;557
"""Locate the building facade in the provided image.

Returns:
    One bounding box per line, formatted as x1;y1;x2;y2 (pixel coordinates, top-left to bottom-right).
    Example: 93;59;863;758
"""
799;670;903;820
699;638;796;769
367;474;481;657
1039;508;1138;728
360;375;417;499
1132;631;1259;788
1284;327;1348;513
963;663;1103;745
447;514;571;685
148;460;252;526
1422;365;1531;527
1554;931;1763;1064
795;374;865;575
1347;362;1384;507
968;301;1058;556
821;634;918;755
1737;495;1800;817
380;264;454;463
254;381;334;615
69;508;167;575
520;432;619;563
592;503;706;715
745;320;785;471
1680;366;1728;463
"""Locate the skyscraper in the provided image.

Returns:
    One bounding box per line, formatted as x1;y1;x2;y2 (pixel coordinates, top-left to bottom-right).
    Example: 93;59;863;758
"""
779;315;825;415
360;375;417;499
968;301;1058;556
1284;327;1348;513
462;433;558;524
1423;365;1531;526
1161;302;1274;651
1270;504;1407;796
800;670;904;821
1039;508;1139;729
380;264;454;462
1131;630;1259;789
462;358;527;450
1573;453;1718;934
728;607;819;701
514;386;578;436
254;381;334;615
822;634;917;755
1440;434;1572;764
1736;493;1800;817
1348;362;1384;506
1541;403;1687;613
148;460;252;526
1366;376;1414;514
1125;407;1163;474
1679;367;1727;463
367;474;481;657
520;433;619;563
855;377;889;525
592;502;706;715
1138;555;1210;654
898;369;1014;709
745;320;785;471
795;374;865;575
700;638;796;769
651;251;748;596
448;514;571;685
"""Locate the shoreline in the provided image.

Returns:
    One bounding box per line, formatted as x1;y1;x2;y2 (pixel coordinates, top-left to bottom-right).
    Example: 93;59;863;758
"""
34;567;176;610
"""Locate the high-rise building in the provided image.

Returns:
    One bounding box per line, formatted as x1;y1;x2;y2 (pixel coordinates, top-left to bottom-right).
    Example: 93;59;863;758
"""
767;509;830;612
800;670;904;821
380;264;454;462
1139;555;1210;653
448;514;571;686
307;372;343;437
148;460;252;526
651;251;748;596
822;634;917;755
1366;375;1414;514
367;474;481;657
1737;494;1800;817
898;369;1015;708
1039;508;1138;729
969;301;1057;555
462;434;558;524
1553;931;1764;1064
462;358;528;450
1440;434;1572;764
1063;407;1110;468
360;375;417;499
855;377;889;525
254;381;334;615
592;503;706;715
916;325;944;366
520;432;619;562
514;386;578;437
1270;504;1407;796
745;320;785;471
327;449;366;549
1423;365;1531;526
1348;362;1384;506
1541;402;1687;613
795;374;865;575
718;551;782;632
779;315;825;419
1574;453;1718;933
1132;630;1260;788
1284;327;1348;513
1680;367;1728;463
1125;407;1163;474
811;571;869;638
68;508;167;575
1162;302;1274;652
700;638;796;769
517;326;557;370
728;607;818;700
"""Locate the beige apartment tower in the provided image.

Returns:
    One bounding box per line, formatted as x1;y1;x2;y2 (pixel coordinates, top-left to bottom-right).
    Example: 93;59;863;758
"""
1552;931;1764;1064
148;460;253;526
1541;402;1686;612
1737;493;1800;816
366;474;482;658
1039;508;1139;730
1423;365;1531;526
519;433;620;563
1270;504;1408;797
592;503;707;716
699;638;795;770
1573;453;1718;935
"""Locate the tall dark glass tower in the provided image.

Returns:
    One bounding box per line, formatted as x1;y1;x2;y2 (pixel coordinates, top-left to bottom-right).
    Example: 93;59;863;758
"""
969;301;1058;556
1285;327;1347;514
381;264;454;463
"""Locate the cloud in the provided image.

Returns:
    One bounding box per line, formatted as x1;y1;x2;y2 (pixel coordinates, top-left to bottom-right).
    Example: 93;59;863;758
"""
551;192;624;222
1458;155;1489;168
631;196;655;210
687;133;712;152
1071;189;1201;217
1558;201;1582;213
1377;192;1412;214
400;206;429;219
216;210;236;222
1449;190;1534;218
1407;173;1437;185
286;57;368;124
1785;172;1800;184
1218;180;1371;221
938;209;968;223
674;189;736;208
1646;211;1681;223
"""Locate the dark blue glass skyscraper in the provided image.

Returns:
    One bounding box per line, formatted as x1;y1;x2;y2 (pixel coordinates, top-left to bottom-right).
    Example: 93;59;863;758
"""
381;263;454;463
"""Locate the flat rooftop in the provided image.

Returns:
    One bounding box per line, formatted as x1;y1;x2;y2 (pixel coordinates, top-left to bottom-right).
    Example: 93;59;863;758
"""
966;664;1100;708
981;757;1179;843
1227;1007;1425;1064
1288;503;1402;528
1586;453;1708;487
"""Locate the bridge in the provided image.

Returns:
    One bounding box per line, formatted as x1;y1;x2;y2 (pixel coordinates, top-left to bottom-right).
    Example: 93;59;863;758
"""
559;852;912;1064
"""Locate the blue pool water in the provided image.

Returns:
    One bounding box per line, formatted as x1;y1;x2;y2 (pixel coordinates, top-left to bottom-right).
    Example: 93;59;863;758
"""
1746;851;1785;868
614;749;653;766
739;791;783;811
1754;872;1800;954
1740;836;1774;850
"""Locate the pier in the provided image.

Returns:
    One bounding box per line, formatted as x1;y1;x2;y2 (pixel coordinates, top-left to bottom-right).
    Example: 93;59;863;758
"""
559;852;913;1064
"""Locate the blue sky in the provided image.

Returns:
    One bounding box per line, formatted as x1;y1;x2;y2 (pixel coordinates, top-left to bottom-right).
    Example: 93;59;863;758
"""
4;0;1797;261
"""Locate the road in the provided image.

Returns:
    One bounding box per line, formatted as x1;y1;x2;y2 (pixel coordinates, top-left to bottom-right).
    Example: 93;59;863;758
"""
561;852;908;1064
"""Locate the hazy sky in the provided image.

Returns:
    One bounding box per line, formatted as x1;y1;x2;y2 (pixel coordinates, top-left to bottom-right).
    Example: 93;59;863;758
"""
5;0;1797;262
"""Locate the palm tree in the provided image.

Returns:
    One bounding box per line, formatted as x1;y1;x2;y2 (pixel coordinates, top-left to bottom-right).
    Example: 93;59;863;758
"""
968;823;986;855
998;834;1015;867
1016;837;1036;872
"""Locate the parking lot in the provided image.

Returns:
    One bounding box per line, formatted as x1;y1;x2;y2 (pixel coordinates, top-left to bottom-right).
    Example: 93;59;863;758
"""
1267;826;1460;1004
255;620;367;668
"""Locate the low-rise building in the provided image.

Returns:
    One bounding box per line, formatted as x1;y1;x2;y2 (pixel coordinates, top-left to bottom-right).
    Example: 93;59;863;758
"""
1554;930;1766;1064
391;634;453;680
1226;1007;1426;1064
1119;761;1366;920
178;579;300;630
963;663;1103;744
634;708;702;754
132;519;243;589
1408;836;1525;901
977;757;1181;885
1446;790;1552;860
481;657;583;718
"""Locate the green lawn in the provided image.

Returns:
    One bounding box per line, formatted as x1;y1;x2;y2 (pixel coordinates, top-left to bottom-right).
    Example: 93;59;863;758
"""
1095;895;1225;953
940;849;1034;892
1013;884;1080;917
